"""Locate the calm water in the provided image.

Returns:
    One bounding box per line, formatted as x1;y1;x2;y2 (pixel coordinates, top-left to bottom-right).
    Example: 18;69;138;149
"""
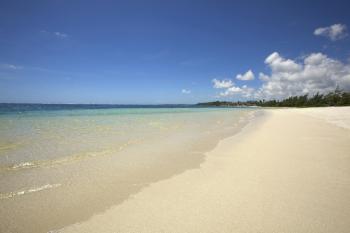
0;104;257;233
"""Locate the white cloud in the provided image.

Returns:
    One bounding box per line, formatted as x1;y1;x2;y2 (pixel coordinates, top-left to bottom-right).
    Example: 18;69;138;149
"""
212;52;350;100
264;52;301;73
219;84;255;98
0;63;23;70
236;69;255;81
259;72;270;81
54;32;68;38
255;52;350;99
212;78;234;88
314;24;347;41
41;30;69;39
181;89;191;94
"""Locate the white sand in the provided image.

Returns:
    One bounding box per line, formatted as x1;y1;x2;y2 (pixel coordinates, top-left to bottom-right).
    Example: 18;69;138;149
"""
59;107;350;233
294;106;350;130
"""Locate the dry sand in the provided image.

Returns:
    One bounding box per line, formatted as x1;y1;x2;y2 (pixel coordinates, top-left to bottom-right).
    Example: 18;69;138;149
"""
59;107;350;233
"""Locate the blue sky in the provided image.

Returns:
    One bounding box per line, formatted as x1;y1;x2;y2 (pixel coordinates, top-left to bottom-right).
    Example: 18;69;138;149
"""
1;0;350;104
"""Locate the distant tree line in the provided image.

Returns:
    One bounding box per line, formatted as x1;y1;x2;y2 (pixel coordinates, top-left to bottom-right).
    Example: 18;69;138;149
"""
197;90;350;107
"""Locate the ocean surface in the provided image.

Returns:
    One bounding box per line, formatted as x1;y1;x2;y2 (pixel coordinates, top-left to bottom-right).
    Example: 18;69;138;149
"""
0;104;257;233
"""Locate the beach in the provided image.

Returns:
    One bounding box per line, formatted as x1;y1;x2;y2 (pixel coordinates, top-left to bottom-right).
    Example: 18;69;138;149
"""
1;107;350;233
2;1;350;232
58;107;350;233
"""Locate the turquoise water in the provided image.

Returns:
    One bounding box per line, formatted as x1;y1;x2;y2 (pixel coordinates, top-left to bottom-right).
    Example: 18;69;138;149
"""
0;105;257;233
0;107;251;169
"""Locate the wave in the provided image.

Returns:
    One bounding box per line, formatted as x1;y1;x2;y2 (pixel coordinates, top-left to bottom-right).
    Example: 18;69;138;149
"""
0;139;143;172
11;161;36;169
0;183;61;200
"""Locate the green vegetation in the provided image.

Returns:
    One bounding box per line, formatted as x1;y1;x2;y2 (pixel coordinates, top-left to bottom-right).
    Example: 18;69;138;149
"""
197;90;350;107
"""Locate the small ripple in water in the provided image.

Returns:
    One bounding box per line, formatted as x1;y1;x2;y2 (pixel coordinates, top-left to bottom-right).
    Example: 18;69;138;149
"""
0;183;62;200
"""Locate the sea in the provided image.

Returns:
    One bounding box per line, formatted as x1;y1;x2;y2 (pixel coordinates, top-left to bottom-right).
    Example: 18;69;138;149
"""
0;104;258;233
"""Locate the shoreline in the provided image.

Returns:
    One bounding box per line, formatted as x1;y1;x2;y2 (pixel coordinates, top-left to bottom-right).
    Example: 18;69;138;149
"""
0;108;258;233
58;107;350;233
47;110;266;233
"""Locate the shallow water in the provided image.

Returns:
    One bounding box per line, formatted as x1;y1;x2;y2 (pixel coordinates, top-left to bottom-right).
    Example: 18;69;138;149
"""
0;105;257;233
